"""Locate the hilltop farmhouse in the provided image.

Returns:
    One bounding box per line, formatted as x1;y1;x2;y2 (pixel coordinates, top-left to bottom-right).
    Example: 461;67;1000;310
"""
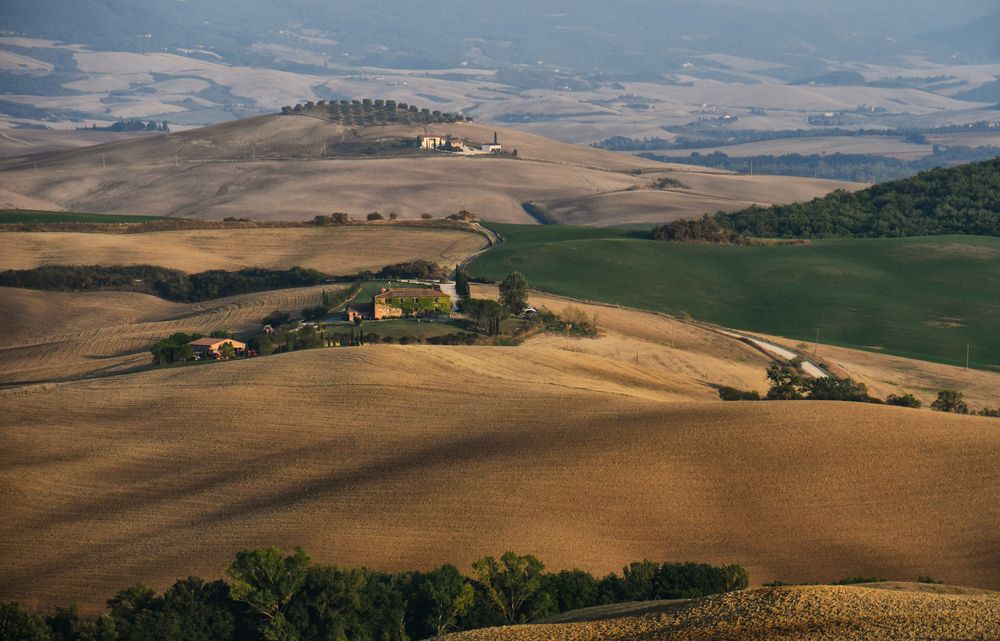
416;132;503;154
188;337;247;358
347;287;452;321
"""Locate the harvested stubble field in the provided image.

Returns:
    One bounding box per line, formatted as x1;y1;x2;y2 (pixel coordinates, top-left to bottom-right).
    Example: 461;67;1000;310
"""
0;284;341;385
0;114;859;225
2;345;999;610
446;585;1000;641
0;224;487;272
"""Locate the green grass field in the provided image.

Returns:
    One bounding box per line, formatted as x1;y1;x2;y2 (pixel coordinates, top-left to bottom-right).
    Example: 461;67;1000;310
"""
0;209;172;224
470;224;1000;370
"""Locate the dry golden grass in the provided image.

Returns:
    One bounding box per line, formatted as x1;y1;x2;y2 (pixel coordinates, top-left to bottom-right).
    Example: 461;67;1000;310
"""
0;115;860;225
2;279;997;612
1;346;999;610
0;127;153;159
756;330;1000;411
0;284;344;385
0;225;487;273
447;585;1000;640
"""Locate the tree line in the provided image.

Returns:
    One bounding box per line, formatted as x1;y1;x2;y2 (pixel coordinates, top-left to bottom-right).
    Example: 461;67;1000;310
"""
281;99;470;126
0;262;453;304
83;119;170;133
593;122;1000;152
0;548;748;641
719;364;999;417
640;146;1000;184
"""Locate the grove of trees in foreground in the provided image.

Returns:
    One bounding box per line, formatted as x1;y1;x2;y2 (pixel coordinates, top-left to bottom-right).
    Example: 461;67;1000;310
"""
1;549;748;641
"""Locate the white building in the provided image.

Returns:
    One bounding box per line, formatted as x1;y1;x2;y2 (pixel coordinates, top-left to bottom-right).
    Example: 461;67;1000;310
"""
418;136;446;150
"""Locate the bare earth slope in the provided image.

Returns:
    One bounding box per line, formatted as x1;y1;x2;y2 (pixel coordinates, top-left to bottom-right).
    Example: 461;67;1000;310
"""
0;115;859;225
1;348;999;611
447;585;1000;641
0;225;487;272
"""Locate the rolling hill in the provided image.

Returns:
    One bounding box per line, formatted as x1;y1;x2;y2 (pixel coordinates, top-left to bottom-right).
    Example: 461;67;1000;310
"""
0;111;859;225
0;224;487;272
2;344;998;611
468;225;1000;371
718;156;1000;238
447;584;1000;640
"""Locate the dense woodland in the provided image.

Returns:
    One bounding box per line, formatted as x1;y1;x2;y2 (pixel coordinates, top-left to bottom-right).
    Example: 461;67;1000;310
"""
716;157;1000;238
0;549;748;641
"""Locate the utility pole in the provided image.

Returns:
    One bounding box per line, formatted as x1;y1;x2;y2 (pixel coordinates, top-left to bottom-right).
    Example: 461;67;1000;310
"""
966;344;971;370
814;327;820;357
749;159;753;176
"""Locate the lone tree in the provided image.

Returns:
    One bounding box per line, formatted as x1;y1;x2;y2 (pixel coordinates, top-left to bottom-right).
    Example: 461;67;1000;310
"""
931;389;969;414
472;552;552;624
227;547;310;641
499;272;529;314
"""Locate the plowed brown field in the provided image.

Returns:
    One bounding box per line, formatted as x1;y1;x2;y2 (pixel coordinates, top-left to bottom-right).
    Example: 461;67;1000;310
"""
447;585;1000;640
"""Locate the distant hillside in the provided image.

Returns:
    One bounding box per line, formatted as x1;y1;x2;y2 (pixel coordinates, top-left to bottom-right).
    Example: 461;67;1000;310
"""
2;0;982;71
718;158;1000;238
931;10;1000;61
0;113;858;225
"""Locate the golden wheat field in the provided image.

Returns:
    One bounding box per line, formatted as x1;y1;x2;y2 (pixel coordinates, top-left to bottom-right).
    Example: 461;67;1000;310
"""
0;225;488;272
446;585;1000;640
2;344;999;610
500;288;1000;410
0;115;859;225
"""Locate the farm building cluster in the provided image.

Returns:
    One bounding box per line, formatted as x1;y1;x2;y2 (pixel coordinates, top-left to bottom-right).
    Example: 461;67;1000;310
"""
188;337;248;359
346;287;452;321
417;131;503;154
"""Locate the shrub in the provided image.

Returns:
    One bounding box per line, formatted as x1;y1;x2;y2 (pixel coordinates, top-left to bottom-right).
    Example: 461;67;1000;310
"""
806;377;879;403
262;311;291;327
886;393;922;408
301;306;328;322
918;576;944;584
835;576;885;585
150;332;198;365
718;386;762;401
652;215;744;244
367;212;385;221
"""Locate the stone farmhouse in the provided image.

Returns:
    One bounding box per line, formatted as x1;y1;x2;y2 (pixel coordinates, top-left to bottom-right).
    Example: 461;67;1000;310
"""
188;337;247;357
346;287;452;321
